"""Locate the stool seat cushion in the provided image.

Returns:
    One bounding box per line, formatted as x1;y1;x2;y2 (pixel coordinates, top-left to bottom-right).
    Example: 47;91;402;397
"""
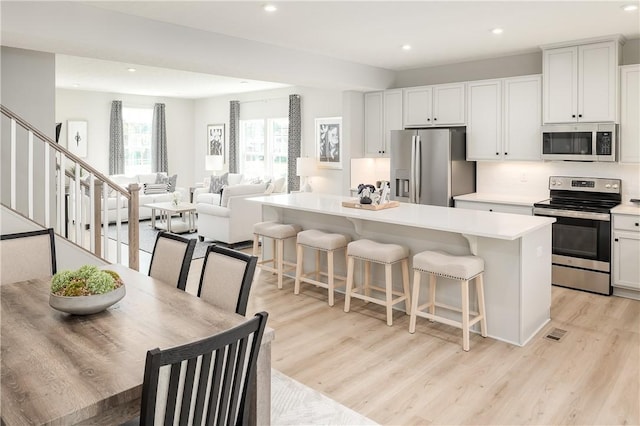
347;239;409;263
413;250;484;280
253;221;302;239
297;230;350;250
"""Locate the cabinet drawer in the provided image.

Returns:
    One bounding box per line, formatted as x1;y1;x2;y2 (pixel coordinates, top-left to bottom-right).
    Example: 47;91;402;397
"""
455;200;533;215
614;214;640;232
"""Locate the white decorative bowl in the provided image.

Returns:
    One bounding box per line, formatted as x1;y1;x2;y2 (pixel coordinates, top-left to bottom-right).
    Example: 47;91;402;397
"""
49;285;126;315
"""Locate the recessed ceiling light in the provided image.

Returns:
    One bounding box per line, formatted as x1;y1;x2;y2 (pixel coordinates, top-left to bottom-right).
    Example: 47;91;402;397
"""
263;4;277;12
401;44;412;51
622;4;638;11
72;83;80;88
491;28;504;35
127;67;136;72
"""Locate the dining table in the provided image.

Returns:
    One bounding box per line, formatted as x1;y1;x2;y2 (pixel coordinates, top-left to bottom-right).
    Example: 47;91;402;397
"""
0;264;274;425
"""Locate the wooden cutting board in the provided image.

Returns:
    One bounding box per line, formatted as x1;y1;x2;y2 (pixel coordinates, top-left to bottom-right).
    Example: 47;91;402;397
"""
341;200;400;210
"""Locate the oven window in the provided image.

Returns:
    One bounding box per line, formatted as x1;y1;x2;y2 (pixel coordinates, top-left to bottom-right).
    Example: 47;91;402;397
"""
543;132;592;155
552;219;598;259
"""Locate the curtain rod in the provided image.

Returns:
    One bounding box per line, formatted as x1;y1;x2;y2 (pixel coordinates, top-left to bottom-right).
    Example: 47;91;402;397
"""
238;95;294;105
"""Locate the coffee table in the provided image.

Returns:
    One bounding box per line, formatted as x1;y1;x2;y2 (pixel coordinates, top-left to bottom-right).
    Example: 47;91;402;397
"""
143;201;197;233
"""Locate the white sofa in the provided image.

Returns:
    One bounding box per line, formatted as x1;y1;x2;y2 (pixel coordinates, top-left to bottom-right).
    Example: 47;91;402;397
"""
196;183;268;246
85;173;186;223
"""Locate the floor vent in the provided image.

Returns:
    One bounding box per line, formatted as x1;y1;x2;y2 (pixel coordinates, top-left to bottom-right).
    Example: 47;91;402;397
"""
544;328;567;342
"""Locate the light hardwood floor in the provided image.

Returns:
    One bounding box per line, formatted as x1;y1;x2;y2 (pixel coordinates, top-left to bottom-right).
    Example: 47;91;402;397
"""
186;257;640;425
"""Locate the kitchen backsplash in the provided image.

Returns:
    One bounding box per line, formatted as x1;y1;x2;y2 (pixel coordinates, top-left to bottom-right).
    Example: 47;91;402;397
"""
477;162;640;203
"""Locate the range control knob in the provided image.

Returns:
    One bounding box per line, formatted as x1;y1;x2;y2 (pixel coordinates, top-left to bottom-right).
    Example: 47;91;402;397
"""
556;181;562;186
550;180;556;186
605;184;611;189
613;184;619;189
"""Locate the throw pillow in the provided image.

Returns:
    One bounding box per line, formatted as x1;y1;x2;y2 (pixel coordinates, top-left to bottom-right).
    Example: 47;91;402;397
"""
144;183;168;195
155;173;177;192
209;172;228;194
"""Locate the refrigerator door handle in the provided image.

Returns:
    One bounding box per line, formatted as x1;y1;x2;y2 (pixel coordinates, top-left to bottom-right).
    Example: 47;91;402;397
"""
410;135;416;203
415;136;421;204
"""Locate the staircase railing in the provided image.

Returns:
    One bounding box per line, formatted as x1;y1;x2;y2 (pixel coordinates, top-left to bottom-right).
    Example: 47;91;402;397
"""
1;105;140;270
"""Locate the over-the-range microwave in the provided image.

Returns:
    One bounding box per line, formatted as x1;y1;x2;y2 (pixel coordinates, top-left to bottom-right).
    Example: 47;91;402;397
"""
541;123;617;162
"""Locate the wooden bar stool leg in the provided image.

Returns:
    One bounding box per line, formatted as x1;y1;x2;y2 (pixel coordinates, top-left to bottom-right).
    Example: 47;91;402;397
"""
409;270;421;333
385;263;393;326
315;250;321;282
429;274;437;317
401;259;411;314
294;243;303;295
344;256;355;313
476;273;487;337
328;250;335;307
276;239;284;289
272;239;277;270
462;279;470;352
252;234;260;257
364;261;371;303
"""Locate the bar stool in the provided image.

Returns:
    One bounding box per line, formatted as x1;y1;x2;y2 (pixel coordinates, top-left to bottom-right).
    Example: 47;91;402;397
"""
409;250;487;351
253;221;302;289
344;239;411;326
294;229;350;306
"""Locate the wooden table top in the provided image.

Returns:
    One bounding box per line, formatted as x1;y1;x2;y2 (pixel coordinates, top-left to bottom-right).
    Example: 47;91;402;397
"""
142;201;196;213
1;264;272;425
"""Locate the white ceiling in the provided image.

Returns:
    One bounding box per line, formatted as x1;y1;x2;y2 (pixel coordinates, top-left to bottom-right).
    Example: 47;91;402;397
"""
6;1;640;98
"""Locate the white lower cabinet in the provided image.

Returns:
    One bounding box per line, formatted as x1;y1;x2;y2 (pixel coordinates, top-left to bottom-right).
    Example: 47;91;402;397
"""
613;213;640;292
455;200;533;215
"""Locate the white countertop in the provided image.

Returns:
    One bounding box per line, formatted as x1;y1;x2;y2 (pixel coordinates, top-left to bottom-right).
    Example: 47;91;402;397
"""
612;203;640;215
454;192;548;206
249;193;555;241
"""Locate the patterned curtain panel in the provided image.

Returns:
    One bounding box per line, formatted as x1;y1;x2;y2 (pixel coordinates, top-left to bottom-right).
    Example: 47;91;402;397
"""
109;100;124;175
152;103;168;173
229;100;240;173
288;94;302;192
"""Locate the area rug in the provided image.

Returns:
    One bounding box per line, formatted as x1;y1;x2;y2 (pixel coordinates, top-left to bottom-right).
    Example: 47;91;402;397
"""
107;220;252;259
271;369;378;425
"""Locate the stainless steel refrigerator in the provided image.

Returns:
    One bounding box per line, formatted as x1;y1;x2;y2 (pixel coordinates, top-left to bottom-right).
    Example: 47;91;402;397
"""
390;127;475;207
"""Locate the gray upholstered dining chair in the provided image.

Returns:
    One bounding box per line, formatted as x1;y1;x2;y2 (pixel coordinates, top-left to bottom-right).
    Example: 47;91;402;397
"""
1;228;56;284
198;245;258;315
137;312;268;426
148;232;196;290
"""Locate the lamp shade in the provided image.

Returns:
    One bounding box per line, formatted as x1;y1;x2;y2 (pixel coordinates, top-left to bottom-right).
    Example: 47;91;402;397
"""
205;155;224;172
296;157;316;177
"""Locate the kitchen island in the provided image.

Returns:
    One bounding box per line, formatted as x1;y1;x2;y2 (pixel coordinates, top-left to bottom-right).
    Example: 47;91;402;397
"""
249;193;555;347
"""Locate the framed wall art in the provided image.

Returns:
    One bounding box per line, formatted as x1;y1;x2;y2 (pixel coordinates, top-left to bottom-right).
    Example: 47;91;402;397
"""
67;120;88;157
315;117;342;169
207;124;225;161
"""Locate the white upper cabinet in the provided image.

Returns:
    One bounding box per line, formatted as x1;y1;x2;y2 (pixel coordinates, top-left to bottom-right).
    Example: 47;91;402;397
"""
364;89;403;158
403;83;465;127
543;38;620;124
467;75;541;161
620;64;640;164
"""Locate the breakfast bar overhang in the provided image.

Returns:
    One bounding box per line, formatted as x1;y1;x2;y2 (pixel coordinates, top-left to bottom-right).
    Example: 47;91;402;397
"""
250;193;556;347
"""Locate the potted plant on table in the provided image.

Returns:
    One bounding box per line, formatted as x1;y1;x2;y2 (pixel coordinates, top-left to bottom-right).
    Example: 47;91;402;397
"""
49;265;126;315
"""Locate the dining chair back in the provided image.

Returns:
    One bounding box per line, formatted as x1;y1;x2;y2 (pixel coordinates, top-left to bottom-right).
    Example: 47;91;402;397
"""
198;245;258;315
149;232;196;290
139;311;269;426
1;228;56;284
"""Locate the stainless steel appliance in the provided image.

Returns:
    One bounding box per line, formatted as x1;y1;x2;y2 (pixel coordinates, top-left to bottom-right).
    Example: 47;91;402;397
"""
533;176;621;295
541;123;617;162
390;127;475;207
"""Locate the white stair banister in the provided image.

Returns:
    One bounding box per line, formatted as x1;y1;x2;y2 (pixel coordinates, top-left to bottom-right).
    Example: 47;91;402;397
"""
10;119;16;209
44;143;51;227
28;130;34;220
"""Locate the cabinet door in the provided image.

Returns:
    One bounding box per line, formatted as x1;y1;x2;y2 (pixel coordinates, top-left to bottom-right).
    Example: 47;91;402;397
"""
504;75;542;161
403;86;432;127
466;80;502;160
543;46;578;123
383;89;403;157
433;83;466;125
620;65;640;163
578;41;617;122
364;91;384;157
613;230;640;290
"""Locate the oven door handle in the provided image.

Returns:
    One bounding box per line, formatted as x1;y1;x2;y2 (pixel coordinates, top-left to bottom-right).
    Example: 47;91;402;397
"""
533;208;610;221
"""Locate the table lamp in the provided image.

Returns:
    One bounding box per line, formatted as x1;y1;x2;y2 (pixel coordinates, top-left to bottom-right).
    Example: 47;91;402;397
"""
205;155;224;176
296;157;316;192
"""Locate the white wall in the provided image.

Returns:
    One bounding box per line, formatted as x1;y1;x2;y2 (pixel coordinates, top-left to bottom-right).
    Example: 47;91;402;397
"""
55;89;196;186
477;161;640;203
194;86;353;195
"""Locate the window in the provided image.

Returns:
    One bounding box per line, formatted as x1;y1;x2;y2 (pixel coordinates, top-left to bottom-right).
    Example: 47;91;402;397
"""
239;118;288;179
123;107;153;175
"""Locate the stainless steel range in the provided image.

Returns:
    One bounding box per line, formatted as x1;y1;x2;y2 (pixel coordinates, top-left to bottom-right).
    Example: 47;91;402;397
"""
533;176;621;295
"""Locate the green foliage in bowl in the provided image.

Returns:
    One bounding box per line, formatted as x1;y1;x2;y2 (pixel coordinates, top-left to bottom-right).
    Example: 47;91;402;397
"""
51;265;123;296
